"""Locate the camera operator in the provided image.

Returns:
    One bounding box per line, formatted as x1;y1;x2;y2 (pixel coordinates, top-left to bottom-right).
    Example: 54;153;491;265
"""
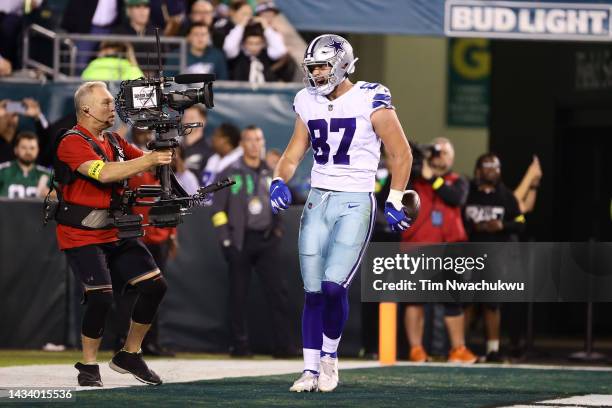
402;137;477;364
56;81;172;387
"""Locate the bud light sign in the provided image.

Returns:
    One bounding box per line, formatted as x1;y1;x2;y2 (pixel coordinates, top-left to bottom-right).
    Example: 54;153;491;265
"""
445;0;612;41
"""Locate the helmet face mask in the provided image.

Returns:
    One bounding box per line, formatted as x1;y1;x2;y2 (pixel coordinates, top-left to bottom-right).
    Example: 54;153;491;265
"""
302;34;357;96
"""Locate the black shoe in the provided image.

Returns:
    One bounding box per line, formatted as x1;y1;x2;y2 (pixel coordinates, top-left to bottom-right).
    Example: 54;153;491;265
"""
75;362;102;387
485;351;504;363
142;343;176;358
109;350;162;385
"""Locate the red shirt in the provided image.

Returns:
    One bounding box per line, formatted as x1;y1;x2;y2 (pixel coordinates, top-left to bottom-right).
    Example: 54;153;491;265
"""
401;173;467;244
56;124;143;250
127;169;176;245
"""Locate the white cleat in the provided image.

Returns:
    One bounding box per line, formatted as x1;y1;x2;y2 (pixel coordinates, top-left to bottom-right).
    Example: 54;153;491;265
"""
318;355;339;392
289;371;319;392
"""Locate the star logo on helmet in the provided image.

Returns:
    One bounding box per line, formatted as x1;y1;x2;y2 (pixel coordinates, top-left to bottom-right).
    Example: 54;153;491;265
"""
328;39;344;53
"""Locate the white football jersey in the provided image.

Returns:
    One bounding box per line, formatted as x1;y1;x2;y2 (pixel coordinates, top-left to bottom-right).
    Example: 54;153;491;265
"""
293;81;393;192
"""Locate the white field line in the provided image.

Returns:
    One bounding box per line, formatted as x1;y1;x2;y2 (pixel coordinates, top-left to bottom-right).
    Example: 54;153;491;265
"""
0;359;380;391
503;393;612;407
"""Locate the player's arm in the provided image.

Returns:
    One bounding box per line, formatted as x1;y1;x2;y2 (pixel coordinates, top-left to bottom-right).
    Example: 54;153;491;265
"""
274;117;310;182
270;117;310;213
76;150;173;184
372;108;414;231
372;108;412;192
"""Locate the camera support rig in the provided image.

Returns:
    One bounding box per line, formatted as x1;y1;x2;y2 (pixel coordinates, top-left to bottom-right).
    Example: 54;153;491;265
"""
111;28;234;238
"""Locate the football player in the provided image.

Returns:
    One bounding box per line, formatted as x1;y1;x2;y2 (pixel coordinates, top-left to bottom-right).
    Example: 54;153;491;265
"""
270;34;414;392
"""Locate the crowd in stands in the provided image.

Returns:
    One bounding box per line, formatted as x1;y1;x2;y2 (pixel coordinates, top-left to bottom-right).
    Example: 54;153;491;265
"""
0;0;296;83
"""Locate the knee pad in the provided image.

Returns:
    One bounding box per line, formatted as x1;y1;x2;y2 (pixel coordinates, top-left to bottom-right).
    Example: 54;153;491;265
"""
82;290;114;339
132;275;168;325
444;302;463;317
321;281;347;300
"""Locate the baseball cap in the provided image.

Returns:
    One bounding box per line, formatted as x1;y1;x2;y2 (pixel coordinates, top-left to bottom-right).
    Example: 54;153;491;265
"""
126;0;150;7
255;1;279;15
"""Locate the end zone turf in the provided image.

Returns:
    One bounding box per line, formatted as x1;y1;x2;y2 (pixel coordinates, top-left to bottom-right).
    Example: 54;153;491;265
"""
2;360;612;407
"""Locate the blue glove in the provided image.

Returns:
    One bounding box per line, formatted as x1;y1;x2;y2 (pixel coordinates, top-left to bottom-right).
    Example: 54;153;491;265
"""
385;189;414;232
270;178;292;214
384;202;412;232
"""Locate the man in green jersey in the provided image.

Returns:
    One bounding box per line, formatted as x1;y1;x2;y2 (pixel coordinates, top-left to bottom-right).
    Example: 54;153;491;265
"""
0;132;51;198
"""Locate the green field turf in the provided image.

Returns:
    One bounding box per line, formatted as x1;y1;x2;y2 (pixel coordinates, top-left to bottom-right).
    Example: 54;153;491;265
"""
37;365;612;408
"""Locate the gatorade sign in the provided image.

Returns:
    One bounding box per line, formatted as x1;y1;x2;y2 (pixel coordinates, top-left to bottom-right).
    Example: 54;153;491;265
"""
445;0;612;41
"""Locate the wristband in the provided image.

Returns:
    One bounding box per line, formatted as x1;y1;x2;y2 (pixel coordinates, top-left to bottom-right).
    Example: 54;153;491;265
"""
386;189;404;210
87;160;105;180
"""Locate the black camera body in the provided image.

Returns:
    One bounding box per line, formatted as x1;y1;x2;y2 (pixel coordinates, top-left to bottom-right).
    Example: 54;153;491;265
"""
116;74;215;129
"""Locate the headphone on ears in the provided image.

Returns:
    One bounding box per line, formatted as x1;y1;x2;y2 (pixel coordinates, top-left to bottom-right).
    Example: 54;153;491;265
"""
82;106;89;113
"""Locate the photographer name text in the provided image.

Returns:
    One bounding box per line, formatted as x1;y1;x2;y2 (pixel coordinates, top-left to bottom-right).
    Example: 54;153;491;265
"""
372;279;524;292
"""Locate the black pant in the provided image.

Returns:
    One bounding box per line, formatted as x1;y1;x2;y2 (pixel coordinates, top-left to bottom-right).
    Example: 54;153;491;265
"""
225;230;291;352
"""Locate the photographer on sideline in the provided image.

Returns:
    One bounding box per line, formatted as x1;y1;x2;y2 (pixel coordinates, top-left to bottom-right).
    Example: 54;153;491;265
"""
56;81;172;387
401;137;477;364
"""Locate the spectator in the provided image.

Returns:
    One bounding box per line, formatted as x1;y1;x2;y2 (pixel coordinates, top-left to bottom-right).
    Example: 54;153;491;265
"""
172;147;200;195
252;1;294;81
0;54;12;77
82;41;144;81
514;155;542;214
0;0;42;69
211;125;292;357
224;21;286;82
61;0;124;73
148;0;187;36
211;1;252;49
264;147;281;171
113;0;156;70
0;98;48;163
200;122;242;186
185;23;228;79
463;153;525;362
0;131;51;199
0;102;19;163
178;0;215;36
402;137;477;364
181;104;213;175
254;1;279;27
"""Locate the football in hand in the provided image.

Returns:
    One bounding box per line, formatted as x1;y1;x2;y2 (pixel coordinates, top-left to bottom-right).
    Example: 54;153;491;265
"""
402;190;420;220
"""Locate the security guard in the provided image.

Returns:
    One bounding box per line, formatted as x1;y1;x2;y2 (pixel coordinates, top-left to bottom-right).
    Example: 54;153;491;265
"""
54;81;172;387
211;125;292;357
